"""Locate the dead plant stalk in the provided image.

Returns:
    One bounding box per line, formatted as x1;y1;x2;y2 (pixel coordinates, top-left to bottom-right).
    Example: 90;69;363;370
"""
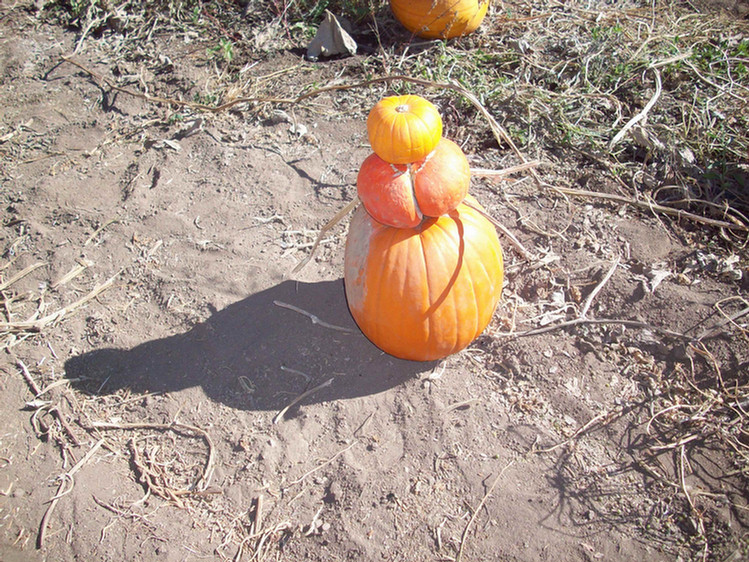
38;438;105;548
90;420;216;493
455;460;515;562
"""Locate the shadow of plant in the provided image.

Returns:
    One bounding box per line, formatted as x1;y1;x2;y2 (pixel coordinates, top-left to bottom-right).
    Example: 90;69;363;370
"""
540;390;749;558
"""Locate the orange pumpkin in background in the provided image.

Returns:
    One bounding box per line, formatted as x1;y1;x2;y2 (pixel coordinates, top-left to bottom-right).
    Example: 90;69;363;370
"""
367;95;443;164
357;138;470;228
344;196;504;361
389;0;489;39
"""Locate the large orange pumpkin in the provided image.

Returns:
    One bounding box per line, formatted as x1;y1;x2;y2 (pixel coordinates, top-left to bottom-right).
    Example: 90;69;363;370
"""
390;0;489;40
344;196;504;361
367;95;443;164
357;138;470;228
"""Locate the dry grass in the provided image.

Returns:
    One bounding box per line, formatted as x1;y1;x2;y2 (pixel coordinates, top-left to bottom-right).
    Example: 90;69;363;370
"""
39;0;749;221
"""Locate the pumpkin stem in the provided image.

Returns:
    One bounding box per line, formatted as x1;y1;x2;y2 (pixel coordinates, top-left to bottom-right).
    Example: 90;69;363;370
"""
395;104;409;113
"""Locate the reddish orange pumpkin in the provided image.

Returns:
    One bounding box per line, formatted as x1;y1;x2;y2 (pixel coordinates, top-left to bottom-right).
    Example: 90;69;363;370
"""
357;154;422;229
357;138;471;228
389;0;489;40
344;196;503;361
367;95;443;164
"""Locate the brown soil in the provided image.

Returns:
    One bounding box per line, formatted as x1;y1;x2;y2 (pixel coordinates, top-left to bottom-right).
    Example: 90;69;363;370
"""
1;2;748;562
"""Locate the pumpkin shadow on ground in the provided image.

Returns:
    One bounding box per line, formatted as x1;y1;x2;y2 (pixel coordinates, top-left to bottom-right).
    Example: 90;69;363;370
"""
65;279;435;412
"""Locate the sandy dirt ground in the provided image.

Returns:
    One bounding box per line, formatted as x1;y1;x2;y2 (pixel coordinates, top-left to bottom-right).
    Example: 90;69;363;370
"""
1;2;748;561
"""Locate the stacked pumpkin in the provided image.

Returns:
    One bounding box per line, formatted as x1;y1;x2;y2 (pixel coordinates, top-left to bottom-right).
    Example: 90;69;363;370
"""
344;95;504;361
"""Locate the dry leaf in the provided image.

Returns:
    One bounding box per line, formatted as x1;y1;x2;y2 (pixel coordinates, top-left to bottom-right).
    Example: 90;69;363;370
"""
306;10;357;61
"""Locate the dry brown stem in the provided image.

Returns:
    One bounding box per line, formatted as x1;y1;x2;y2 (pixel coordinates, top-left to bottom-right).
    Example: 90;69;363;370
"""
291;196;358;274
272;377;335;424
38;438;104;548
251;494;264;536
90;420;216;494
84;218;120;246
580;257;619;318
272;301;355;333
0;262;46;292
462;199;535;261
16;359;80;445
535;408;624;454
455;459;515;562
0;270;122;334
553;186;747;232
679;444;708;559
232;520;292;562
284;440;357;490
502;317;692;339
470;161;540;178
91;495;158;531
609;68;662;149
128;437;184;506
513;296;748;343
51;259;93;289
697;299;749;340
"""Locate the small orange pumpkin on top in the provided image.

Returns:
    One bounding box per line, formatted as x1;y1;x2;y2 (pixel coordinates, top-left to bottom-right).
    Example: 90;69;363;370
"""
366;95;443;165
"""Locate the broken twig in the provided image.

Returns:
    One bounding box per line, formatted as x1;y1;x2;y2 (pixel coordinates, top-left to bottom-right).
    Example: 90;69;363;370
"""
291;197;358;274
609;68;662;150
0;270;122;334
580;257;620;318
273;300;355;333
552;186;747;231
38;438;104;548
462;198;535;261
0;262;46;292
90;421;215;492
273;377;334;424
455;460;515;562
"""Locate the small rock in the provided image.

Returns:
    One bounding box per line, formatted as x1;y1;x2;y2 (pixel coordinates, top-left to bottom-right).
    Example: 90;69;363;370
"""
324;481;342;504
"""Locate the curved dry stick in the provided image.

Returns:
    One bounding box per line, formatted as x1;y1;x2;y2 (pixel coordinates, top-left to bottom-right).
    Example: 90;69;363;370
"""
455;459;515;562
471;161;540;178
554;185;747;232
272;377;335;424
535;410;618;454
500;317;692;339
0;270;122;334
609;68;662;150
0;262;47;291
273;301;355;333
461;199;535;261
38;439;104;548
580;257;619;319
291;196;359;274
